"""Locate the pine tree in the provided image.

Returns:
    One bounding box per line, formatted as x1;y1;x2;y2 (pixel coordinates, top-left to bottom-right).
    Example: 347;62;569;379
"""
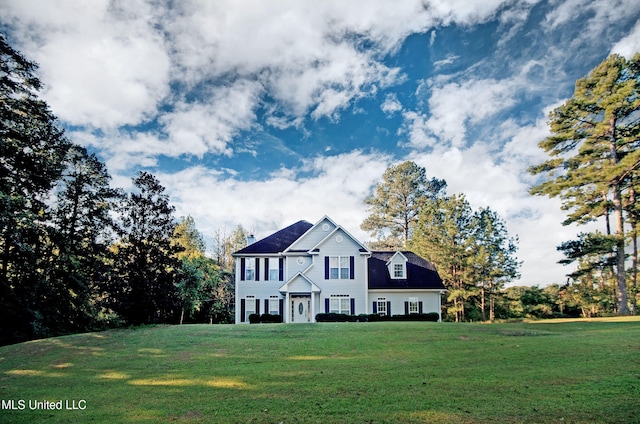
469;207;520;322
410;194;475;322
529;53;640;315
361;161;446;249
109;172;181;325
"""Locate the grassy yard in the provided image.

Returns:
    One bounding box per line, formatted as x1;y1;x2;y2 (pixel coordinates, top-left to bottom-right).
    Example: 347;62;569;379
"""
0;318;639;423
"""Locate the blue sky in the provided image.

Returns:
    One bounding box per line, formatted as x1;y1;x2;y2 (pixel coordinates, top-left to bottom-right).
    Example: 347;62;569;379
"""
2;0;640;285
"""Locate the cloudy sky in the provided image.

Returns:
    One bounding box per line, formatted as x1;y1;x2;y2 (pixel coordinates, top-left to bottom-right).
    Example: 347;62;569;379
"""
2;0;640;285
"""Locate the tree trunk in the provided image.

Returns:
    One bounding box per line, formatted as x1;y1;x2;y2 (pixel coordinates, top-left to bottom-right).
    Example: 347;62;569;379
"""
481;283;486;322
609;119;629;315
603;192;611;235
489;282;495;323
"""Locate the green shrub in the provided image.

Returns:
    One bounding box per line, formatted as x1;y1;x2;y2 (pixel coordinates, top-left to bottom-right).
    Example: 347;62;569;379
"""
315;313;368;322
391;312;440;322
248;314;283;324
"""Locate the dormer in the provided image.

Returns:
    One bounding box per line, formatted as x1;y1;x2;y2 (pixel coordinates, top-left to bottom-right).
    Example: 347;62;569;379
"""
387;251;408;279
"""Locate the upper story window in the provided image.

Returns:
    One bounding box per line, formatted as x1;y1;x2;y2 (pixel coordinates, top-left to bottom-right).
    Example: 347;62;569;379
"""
268;259;279;281
240;257;260;281
245;259;255;280
324;256;354;280
330;256;349;279
393;263;405;278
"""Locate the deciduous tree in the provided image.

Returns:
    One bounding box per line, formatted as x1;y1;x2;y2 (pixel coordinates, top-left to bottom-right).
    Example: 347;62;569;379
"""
0;35;71;343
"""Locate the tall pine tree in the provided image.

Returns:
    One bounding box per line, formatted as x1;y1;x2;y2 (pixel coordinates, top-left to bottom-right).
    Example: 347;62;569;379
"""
108;172;181;325
529;53;640;315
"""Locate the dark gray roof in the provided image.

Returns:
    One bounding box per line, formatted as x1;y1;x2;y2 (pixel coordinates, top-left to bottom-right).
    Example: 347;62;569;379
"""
233;220;313;255
368;251;445;290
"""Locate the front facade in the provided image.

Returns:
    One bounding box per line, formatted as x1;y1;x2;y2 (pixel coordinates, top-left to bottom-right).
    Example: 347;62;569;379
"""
233;216;445;323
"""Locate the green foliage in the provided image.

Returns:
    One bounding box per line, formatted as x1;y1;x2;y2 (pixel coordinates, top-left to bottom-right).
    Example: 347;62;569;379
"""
172;215;206;261
530;53;640;315
248;313;283;323
107;172;182;325
0;35;72;343
361;161;446;249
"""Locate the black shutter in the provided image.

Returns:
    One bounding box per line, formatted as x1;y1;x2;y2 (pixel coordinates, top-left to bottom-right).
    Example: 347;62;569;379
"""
279;299;284;316
387;301;391;316
350;298;355;315
325;298;330;313
240;258;246;281
264;299;269;314
350;256;355;279
240;299;246;322
256;299;260;315
255;258;260;281
419;302;423;314
264;258;269;281
279;258;284;281
372;302;377;314
404;301;409;315
325;256;330;279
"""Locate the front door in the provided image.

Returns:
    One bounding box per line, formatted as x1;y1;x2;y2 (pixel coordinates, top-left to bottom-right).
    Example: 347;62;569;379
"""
291;296;311;323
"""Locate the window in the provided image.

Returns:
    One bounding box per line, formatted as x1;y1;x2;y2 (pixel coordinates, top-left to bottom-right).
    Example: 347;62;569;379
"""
376;297;387;316
329;256;350;279
269;260;279;281
245;259;255;281
269;296;280;315
408;297;419;314
245;296;255;321
330;295;351;314
393;263;405;278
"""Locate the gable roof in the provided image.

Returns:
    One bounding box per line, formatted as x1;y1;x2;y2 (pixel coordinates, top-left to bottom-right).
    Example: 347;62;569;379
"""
305;219;371;255
233;220;313;255
368;251;445;290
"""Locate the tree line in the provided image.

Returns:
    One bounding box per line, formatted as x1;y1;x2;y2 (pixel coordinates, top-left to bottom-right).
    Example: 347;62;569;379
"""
0;36;244;345
2;35;638;344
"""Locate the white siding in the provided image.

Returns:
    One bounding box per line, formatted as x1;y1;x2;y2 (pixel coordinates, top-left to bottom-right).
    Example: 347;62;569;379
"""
368;291;442;316
287;217;336;251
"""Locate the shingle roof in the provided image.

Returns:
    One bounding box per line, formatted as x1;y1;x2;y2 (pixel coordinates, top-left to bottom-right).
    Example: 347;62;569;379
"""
368;251;445;290
233;220;313;255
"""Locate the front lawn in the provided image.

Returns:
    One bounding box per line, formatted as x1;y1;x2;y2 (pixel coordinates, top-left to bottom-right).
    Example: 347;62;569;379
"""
1;318;639;423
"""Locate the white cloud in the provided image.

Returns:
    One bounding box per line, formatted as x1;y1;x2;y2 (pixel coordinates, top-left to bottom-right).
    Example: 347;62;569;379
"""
611;19;640;58
419;78;518;147
1;0;517;159
433;54;459;69
1;0;171;129
158;150;392;243
399;111;438;149
381;93;403;115
161;79;263;157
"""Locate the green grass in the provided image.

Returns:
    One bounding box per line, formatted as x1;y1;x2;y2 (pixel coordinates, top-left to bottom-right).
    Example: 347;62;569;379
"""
1;318;639;423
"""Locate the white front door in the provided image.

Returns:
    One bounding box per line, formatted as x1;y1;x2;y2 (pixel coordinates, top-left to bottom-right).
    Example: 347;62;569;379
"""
291;296;311;323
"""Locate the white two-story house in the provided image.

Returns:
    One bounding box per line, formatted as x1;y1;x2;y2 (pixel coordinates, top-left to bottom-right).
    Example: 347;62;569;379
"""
233;216;445;323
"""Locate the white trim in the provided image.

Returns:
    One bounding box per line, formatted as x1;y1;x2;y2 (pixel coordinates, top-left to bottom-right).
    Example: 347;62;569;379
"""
279;272;322;294
385;251;408;265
